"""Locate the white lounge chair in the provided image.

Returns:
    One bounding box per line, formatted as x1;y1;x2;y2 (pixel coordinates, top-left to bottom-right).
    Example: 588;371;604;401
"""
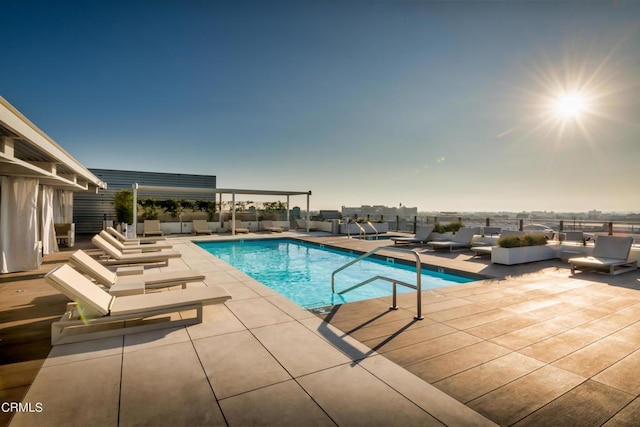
107;226;166;244
390;225;434;245
426;227;481;252
234;220;249;234
192;220;213;235
99;230;172;252
143;220;164;237
569;235;637;275
69;250;205;291
92;235;181;266
261;220;283;233
45;264;230;345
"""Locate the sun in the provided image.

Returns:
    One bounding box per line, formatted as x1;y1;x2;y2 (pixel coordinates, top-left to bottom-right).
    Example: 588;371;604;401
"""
553;92;587;119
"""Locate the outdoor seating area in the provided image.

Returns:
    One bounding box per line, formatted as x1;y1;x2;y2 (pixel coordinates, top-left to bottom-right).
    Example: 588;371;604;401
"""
4;232;640;427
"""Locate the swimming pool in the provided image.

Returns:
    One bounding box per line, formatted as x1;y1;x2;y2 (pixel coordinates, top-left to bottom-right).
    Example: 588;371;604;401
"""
197;239;476;309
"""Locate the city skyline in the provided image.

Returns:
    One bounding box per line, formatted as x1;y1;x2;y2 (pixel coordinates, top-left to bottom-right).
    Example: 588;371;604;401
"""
2;1;639;212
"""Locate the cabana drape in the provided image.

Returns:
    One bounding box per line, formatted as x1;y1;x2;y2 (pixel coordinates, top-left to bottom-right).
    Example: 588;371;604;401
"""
0;176;40;273
40;185;59;255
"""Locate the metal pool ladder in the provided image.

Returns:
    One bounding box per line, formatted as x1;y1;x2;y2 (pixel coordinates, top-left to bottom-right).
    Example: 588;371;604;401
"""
346;219;366;240
331;246;424;320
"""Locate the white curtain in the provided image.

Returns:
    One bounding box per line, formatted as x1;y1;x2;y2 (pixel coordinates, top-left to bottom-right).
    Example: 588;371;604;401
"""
0;176;40;273
40;185;59;254
53;189;73;223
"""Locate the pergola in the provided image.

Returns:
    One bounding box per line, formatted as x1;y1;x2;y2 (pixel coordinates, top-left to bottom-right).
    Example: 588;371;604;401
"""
131;184;312;235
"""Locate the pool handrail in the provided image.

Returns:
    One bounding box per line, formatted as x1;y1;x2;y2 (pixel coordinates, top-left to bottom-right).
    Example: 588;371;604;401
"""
366;221;379;240
331;246;423;320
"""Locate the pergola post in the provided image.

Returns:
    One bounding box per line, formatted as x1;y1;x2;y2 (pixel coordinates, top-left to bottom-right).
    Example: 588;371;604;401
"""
286;195;290;224
231;192;236;235
218;192;223;230
306;191;310;233
132;183;138;237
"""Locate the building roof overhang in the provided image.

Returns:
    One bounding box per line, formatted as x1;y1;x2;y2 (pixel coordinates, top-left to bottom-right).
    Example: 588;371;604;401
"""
0;96;107;191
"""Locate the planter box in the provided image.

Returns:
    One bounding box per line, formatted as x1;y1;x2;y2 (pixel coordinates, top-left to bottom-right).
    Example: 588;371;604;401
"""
491;244;558;265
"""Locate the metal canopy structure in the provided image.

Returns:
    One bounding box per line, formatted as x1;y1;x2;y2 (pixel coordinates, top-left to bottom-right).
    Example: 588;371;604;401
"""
132;184;312;235
0;96;107;191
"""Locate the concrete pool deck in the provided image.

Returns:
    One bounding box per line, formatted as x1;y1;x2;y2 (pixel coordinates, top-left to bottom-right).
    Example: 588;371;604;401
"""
3;231;640;426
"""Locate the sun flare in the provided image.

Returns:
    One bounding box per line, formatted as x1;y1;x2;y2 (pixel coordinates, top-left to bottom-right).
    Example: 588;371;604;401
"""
553;92;587;119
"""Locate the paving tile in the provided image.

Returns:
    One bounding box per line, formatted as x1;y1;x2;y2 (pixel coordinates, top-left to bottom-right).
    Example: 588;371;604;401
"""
213;282;260;300
426;302;495;322
603;396;640;427
185;303;246;340
219;379;335;426
519;329;600;363
342;315;434;343
299;316;378;361
443;308;514;330
592;296;640;313
123;326;190;353
298;363;444;426
551;306;612;328
358;355;498;427
423;297;475;314
465;314;540;340
361;321;457;353
42;335;123;367
324;304;424;335
576;309;640;337
467;365;586;426
593;349;640;395
514;380;633;427
226;298;294;329
434;352;546;403
251;321;351;377
407;341;512;382
489;320;567;351
265;294;317;320
552;336;638;378
9;355;121;427
119;340;225;426
383;331;482;366
608;320;640;346
193;330;291;399
502;297;564;314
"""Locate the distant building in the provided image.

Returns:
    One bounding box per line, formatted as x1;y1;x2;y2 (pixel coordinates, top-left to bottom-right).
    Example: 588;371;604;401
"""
290;206;301;219
319;210;340;220
341;204;417;220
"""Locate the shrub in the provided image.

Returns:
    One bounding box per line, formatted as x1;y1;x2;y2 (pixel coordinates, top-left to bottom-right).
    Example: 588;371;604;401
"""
445;221;465;233
498;233;548;248
433;221;465;233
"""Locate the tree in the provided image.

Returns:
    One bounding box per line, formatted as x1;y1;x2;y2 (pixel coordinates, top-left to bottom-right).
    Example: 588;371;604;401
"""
114;190;133;224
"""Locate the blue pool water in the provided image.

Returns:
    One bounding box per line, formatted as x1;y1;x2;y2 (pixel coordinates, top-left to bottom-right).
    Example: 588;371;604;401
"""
197;239;475;309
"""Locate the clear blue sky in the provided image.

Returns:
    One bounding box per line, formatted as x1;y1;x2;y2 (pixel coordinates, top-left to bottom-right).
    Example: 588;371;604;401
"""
2;1;639;212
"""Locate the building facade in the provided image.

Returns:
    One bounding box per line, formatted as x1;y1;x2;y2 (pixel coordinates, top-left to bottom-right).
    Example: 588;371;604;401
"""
74;169;216;234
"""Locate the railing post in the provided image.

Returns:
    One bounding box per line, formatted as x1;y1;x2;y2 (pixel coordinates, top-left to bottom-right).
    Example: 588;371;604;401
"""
608;222;613;235
486;217;490;227
519;219;524;231
396;215;399;232
390;282;398;310
413;216;417;233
